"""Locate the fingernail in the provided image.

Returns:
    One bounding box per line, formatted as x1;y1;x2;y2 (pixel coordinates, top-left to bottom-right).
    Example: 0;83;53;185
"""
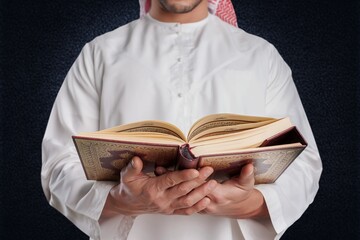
203;168;214;178
246;165;254;177
190;170;200;178
130;159;135;168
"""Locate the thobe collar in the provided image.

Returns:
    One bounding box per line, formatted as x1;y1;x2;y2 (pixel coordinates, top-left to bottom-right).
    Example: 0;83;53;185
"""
144;12;210;33
137;13;241;96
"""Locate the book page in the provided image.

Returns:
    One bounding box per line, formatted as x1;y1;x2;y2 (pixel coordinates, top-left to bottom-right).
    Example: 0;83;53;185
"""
190;118;293;156
76;132;186;145
97;120;186;141
187;113;276;141
188;120;277;142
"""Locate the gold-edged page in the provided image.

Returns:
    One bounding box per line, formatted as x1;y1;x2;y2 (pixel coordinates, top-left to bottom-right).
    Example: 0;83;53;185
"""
188;119;277;142
190;118;293;156
200;142;304;155
78;132;186;145
188;113;276;141
98;120;186;141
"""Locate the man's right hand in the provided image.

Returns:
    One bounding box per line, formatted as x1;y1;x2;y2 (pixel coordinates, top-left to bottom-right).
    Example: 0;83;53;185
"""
100;156;217;218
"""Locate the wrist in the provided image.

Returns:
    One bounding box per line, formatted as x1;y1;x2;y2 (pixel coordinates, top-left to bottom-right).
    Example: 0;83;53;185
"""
100;187;136;220
100;191;121;219
237;189;269;219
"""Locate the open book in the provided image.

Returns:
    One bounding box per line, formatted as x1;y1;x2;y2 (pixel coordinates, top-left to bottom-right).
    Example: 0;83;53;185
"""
73;113;307;184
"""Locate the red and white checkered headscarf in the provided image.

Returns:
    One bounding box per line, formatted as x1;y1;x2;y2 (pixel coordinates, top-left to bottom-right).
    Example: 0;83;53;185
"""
139;0;238;27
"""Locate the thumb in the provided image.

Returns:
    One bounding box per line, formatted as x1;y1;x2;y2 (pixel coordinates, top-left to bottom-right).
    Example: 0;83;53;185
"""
120;156;144;182
237;163;255;188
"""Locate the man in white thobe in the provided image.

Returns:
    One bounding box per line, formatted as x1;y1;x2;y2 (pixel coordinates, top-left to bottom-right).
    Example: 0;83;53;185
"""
41;0;322;239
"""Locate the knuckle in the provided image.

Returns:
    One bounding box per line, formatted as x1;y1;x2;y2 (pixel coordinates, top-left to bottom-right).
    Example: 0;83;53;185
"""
204;205;215;214
196;201;208;210
177;184;190;194
183;208;194;215
211;195;223;204
182;197;193;207
164;175;177;187
213;196;222;203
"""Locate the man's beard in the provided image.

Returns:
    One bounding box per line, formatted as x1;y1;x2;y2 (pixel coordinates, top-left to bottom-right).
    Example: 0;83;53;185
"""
159;0;203;14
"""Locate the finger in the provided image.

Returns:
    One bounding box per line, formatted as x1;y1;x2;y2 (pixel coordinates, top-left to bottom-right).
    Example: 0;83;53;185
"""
120;156;144;182
171;179;217;209
237;163;255;187
155;168;200;191
167;167;214;199
198;166;214;181
154;166;169;176
173;197;211;215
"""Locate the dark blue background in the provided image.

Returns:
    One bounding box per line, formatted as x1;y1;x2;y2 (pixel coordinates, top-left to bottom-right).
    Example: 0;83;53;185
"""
1;0;359;239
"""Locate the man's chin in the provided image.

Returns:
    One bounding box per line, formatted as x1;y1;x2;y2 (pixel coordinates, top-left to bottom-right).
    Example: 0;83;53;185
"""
159;0;203;14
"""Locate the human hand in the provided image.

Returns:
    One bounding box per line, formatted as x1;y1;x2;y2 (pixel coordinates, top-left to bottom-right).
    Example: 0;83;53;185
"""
102;156;217;217
201;164;269;219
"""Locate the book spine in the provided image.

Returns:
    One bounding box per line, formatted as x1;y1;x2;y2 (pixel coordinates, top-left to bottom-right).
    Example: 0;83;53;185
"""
176;144;199;169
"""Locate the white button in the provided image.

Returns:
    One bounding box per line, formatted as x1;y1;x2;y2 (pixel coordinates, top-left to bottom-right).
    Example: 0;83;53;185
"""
177;93;182;98
177;58;181;62
174;24;180;34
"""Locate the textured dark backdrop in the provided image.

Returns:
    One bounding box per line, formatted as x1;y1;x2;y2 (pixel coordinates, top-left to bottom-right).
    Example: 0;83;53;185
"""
1;0;359;239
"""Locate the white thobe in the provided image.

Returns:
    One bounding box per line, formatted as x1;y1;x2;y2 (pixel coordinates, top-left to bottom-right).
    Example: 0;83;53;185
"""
41;13;322;240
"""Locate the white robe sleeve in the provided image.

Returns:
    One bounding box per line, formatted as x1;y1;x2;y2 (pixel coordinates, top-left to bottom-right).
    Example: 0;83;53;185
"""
237;45;322;240
41;43;134;240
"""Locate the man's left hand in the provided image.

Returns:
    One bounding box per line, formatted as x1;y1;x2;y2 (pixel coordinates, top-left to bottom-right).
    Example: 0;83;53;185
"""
201;163;269;219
